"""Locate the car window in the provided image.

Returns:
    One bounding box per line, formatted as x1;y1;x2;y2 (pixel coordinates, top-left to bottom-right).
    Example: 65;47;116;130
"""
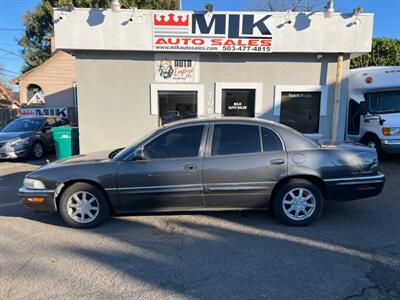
55;118;70;126
1;118;44;132
144;125;204;159
261;127;283;152
211;124;261;156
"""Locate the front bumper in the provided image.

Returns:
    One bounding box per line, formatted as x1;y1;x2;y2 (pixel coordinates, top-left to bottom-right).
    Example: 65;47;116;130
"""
381;139;400;154
18;187;57;212
324;173;385;202
0;147;28;159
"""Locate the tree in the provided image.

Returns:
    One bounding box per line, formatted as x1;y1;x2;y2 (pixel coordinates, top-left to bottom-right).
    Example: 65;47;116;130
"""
19;0;178;73
246;0;326;12
350;38;400;69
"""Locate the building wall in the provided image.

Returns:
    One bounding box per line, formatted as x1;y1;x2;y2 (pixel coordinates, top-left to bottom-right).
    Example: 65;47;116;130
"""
18;51;76;108
76;51;350;153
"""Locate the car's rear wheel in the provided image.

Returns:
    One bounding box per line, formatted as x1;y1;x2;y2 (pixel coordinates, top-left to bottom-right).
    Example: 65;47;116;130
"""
59;183;110;228
31;141;44;159
272;179;323;226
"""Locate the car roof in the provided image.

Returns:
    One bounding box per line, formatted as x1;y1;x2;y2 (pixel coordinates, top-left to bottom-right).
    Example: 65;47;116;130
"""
18;115;64;119
163;116;285;129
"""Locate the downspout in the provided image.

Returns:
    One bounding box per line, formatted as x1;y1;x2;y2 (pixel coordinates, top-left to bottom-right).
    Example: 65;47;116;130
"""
332;53;343;142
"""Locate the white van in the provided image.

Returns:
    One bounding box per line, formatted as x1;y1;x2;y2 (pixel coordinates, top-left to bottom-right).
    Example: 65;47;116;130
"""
347;66;400;156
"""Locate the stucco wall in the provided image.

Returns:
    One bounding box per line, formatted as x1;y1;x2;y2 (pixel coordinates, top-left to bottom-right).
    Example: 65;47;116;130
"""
75;51;350;153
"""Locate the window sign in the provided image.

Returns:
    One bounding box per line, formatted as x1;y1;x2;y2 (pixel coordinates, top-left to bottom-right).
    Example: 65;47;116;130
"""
155;53;199;83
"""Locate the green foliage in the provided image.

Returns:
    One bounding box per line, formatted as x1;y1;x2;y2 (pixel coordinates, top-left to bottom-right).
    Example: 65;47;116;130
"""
350;38;400;69
19;0;178;72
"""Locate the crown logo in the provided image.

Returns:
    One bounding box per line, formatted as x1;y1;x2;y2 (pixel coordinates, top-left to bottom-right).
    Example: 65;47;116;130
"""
154;13;189;26
160;59;172;65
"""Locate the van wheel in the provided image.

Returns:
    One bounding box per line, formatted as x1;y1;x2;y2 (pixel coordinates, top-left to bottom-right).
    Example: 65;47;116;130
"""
59;183;111;228
363;135;383;159
272;179;323;226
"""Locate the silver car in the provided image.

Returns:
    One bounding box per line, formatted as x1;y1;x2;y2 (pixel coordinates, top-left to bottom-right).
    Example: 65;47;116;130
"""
19;117;384;228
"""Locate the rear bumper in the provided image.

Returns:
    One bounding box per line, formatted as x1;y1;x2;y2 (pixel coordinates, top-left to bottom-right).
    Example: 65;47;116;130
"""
381;139;400;154
324;173;385;202
18;187;57;212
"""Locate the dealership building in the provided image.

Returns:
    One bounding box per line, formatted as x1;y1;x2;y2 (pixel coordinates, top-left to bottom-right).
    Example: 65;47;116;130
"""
53;6;373;153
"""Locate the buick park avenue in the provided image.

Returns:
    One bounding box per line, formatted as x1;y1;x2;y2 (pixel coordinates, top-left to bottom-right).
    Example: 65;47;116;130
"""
19;118;385;228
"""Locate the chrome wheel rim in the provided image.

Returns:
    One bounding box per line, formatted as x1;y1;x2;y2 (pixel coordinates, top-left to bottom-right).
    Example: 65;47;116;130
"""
67;191;99;223
282;188;316;221
33;143;43;158
367;141;377;149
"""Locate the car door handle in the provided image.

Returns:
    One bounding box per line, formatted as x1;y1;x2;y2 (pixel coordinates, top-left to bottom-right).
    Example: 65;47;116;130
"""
182;164;197;171
270;159;285;165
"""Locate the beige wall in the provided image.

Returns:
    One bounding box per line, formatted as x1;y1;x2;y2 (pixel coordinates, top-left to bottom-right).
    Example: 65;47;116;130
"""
75;51;350;153
18;51;76;108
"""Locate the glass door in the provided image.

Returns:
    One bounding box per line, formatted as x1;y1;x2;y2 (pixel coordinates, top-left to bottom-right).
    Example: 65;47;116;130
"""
158;91;198;125
222;89;256;117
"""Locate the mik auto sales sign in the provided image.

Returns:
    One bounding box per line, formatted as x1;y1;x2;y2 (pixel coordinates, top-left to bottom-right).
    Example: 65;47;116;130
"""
153;12;273;53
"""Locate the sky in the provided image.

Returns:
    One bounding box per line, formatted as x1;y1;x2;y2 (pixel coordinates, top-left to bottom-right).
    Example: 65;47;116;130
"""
0;0;399;82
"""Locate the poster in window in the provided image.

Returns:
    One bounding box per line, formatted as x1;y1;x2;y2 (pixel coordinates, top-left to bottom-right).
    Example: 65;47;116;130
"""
155;53;199;83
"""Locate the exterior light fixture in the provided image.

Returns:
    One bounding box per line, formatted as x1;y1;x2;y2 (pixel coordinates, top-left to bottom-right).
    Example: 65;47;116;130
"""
324;0;334;18
204;3;213;13
111;0;121;12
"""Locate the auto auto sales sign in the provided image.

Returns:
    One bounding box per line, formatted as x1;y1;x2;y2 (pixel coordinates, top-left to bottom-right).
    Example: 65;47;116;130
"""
153;12;273;53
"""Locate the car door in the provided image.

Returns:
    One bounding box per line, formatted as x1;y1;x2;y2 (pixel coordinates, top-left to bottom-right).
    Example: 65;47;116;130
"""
203;123;287;209
116;124;208;212
42;117;57;150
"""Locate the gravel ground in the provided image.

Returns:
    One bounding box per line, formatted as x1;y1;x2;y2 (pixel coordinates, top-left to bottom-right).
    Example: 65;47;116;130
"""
0;156;399;300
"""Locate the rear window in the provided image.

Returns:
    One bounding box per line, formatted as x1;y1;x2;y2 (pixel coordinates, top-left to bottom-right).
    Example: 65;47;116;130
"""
211;124;261;156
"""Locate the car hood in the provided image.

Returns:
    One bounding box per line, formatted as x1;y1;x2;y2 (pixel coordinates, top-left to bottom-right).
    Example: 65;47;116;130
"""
0;131;33;143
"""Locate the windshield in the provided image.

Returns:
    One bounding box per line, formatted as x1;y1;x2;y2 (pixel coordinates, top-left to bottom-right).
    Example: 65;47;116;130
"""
113;128;161;160
365;90;400;114
1;118;44;132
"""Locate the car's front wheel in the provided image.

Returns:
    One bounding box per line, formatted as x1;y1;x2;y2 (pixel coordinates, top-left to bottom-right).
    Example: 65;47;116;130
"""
272;179;323;226
59;183;111;228
31;141;44;159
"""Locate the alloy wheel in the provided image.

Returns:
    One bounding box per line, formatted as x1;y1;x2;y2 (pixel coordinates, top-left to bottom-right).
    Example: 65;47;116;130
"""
66;191;100;223
33;143;43;158
282;188;316;221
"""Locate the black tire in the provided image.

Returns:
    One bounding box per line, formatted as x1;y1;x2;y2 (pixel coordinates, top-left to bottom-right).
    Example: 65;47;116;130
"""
362;135;383;160
59;183;111;228
31;141;44;159
272;179;323;226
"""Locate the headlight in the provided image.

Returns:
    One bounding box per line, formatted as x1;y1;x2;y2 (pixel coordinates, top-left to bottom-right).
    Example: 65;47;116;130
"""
7;137;29;148
382;127;400;136
23;178;46;189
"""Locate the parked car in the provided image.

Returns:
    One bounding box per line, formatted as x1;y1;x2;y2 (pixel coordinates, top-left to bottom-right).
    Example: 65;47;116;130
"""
19;117;384;228
0;116;69;160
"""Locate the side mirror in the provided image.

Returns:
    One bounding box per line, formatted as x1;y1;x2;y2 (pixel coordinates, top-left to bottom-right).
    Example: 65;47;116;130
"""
359;101;368;115
42;125;51;132
133;148;145;161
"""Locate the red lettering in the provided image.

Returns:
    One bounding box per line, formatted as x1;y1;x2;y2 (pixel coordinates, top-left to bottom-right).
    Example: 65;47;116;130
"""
260;39;272;47
237;39;247;46
167;38;180;45
182;38;191;45
192;38;205;45
223;39;236;46
248;39;258;46
155;38;167;45
211;38;223;46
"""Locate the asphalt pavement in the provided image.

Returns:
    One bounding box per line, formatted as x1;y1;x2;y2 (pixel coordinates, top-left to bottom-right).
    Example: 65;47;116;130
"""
0;156;399;299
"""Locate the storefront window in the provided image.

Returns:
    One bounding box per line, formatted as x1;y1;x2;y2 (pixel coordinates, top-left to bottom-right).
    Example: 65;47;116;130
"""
222;89;255;117
279;91;321;134
158;91;197;125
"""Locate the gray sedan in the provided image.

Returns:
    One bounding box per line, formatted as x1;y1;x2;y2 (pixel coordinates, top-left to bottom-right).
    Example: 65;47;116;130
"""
0;116;69;159
19;118;385;228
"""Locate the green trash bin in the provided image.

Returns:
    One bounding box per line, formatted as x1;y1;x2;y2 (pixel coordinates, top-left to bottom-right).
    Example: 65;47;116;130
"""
52;126;80;159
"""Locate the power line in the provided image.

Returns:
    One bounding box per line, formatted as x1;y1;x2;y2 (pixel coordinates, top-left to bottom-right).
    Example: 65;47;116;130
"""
0;48;21;57
0;67;20;75
0;28;24;31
